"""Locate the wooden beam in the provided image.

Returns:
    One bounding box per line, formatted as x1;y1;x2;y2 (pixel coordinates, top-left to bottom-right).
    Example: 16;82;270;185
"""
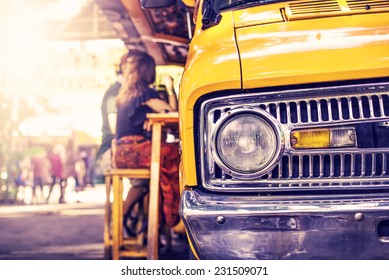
120;0;166;64
141;34;189;47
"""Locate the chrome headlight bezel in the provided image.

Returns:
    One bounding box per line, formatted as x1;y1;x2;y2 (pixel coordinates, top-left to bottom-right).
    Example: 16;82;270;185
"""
210;107;284;180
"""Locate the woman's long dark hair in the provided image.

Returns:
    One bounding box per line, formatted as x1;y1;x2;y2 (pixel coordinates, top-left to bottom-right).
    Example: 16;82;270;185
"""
116;51;156;107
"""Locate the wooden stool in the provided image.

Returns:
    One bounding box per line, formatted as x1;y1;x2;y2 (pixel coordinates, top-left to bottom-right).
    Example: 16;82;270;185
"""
104;113;179;260
104;168;150;260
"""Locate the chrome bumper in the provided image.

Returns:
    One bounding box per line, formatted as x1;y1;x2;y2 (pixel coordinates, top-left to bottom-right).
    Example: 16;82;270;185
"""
179;189;389;259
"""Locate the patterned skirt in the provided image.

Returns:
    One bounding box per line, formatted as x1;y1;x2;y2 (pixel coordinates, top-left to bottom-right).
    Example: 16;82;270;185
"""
114;135;180;227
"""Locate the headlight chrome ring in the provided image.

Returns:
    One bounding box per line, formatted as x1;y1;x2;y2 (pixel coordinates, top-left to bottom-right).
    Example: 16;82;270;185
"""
210;107;284;179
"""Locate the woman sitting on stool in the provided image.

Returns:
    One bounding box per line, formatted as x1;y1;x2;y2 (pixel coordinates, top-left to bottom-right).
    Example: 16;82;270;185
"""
113;51;180;236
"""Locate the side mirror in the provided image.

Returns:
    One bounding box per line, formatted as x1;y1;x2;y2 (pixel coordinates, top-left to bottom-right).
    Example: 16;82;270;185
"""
140;0;176;9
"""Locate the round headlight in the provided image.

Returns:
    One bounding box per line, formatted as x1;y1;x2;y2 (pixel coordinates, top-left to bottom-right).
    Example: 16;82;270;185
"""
212;108;283;178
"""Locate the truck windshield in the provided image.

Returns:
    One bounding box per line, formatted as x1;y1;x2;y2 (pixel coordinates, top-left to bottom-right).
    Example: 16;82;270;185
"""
214;0;290;12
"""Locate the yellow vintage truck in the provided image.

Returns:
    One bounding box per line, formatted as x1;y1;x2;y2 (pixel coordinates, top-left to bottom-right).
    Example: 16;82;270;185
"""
99;0;389;259
143;0;389;260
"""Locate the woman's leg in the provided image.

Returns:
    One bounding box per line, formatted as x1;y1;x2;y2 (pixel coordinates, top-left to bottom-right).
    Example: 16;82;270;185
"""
123;179;149;237
124;179;149;215
159;143;180;227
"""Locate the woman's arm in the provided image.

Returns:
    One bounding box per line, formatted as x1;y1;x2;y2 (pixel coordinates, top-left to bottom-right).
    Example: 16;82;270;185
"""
144;75;178;113
143;98;173;131
144;98;175;113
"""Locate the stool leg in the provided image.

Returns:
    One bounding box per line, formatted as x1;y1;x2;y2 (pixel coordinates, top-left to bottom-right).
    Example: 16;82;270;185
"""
105;169;152;260
118;175;124;248
112;174;120;260
147;122;162;260
104;175;112;259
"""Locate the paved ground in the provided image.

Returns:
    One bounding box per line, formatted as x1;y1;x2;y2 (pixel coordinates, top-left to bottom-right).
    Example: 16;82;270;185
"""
0;185;189;260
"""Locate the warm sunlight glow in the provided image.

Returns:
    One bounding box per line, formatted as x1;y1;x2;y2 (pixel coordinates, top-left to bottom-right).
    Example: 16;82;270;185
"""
0;0;126;143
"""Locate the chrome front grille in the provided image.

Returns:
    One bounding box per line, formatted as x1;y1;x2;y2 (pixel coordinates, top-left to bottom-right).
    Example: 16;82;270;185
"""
240;90;389;125
199;82;389;192
274;152;389;179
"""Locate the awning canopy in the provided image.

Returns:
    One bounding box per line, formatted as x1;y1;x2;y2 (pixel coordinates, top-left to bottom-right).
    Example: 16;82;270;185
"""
51;1;119;40
94;0;194;65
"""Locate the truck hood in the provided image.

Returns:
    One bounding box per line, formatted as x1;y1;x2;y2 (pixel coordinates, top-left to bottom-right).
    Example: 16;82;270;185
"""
233;0;389;88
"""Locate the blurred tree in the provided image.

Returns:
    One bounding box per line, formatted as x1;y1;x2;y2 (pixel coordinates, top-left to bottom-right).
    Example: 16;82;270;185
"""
0;93;38;203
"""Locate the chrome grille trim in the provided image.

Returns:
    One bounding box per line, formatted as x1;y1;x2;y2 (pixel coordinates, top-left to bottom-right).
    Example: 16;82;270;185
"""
271;150;389;179
199;82;389;192
205;94;389;127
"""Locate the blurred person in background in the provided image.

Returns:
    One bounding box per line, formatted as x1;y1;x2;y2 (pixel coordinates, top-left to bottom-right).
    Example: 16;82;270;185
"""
75;150;87;190
64;138;77;192
47;145;67;203
30;150;50;204
12;154;25;188
95;53;128;177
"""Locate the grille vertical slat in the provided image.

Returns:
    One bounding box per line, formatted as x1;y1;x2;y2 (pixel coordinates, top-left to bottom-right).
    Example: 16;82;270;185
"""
348;98;355;120
327;99;333;121
276;103;281;123
339;99;345;120
287;103;292;124
368;96;375;118
379;95;385;117
307;101;312;123
361;154;366;176
281;156;287;178
357;96;364;118
309;155;314;177
330;154;334;177
299;155;303;178
317;100;323;122
296;102;301;123
341;154;345;176
351;154;355;176
288;156;293;178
